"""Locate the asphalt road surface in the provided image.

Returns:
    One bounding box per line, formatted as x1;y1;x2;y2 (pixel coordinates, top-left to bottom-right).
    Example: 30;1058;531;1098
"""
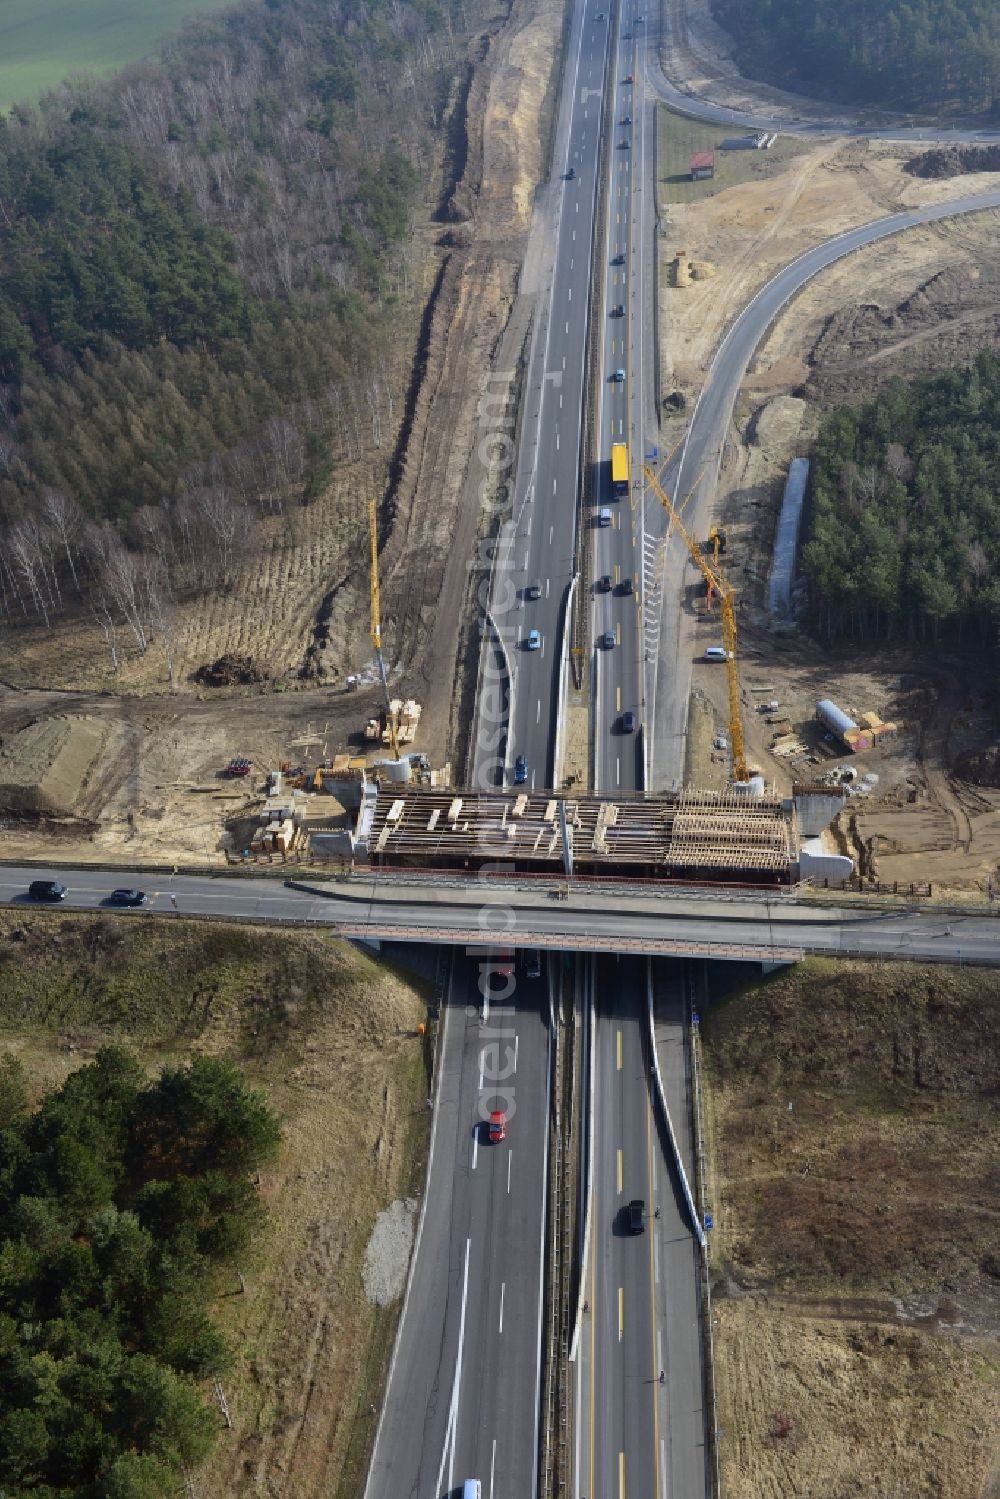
366;953;551;1499
580;956;708;1499
2;866;996;964
480;0;613;793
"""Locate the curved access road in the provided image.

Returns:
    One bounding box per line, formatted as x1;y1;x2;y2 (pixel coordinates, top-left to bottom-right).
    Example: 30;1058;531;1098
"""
649;1;1000;142
646;186;1000;789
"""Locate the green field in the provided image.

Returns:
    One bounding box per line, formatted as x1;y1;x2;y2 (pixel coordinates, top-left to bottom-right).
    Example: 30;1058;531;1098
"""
656;104;810;205
0;0;236;111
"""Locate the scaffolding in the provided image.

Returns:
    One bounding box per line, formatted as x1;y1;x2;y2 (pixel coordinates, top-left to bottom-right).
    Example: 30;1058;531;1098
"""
353;785;797;882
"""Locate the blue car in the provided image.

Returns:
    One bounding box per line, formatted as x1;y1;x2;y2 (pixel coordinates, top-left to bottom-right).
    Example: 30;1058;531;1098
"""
611;368;625;383
525;628;541;650
514;755;528;784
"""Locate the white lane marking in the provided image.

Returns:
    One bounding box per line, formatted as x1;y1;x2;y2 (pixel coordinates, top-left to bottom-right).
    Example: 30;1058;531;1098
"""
472;1129;478;1170
541;637;546;659
570;258;574;269
536;699;541;724
553;478;557;493
575;201;579;212
616;757;621;786
565;321;570;333
491;1438;497;1499
562;355;566;369
560;393;563;408
499;1283;506;1334
549;525;554;543
507;1150;513;1194
479;1050;485;1089
437;1238;472;1499
514;1033;519;1072
572;229;576;241
545;578;550;598
556;432;560;450
568;288;572;302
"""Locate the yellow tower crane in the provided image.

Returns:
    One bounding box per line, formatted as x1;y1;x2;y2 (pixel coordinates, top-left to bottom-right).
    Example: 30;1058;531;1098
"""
642;463;750;782
368;499;400;760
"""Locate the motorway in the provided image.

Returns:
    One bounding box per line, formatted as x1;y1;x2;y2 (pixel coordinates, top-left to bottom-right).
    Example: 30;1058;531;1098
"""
484;0;611;792
11;8;1000;1499
367;953;551;1499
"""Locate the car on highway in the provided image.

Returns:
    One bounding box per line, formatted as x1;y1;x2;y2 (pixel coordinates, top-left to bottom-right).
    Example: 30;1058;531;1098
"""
611;368;625;382
596;573;612;592
27;879;67;902
611;252;625;265
566;166;576;180
621;114;632;125
514;754;528;784
635;13;644;20
618;139;630;149
600;630;616;649
620;711;636;734
597;507;612;527
628;1198;645;1233
488;1109;507;1143
618;576;634;595
623;73;634;83
107;888;147;907
524;581;541;600
525;628;541;650
525;948;542;978
611;303;624;317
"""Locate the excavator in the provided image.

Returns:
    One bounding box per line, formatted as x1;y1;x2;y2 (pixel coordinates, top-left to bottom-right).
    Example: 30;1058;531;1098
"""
642;463;751;783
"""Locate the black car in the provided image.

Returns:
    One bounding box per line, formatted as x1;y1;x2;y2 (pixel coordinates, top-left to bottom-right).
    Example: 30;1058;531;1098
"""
27;879;67;902
566;166;577;180
514;755;528;785
620;711;636;734
618;576;634;595
628;1199;645;1234
596;574;613;593
611;252;625;265
108;888;147;907
525;581;541;600
611;303;625;317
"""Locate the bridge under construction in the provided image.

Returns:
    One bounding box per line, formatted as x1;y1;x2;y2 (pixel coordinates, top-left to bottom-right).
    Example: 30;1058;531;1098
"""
354;783;818;885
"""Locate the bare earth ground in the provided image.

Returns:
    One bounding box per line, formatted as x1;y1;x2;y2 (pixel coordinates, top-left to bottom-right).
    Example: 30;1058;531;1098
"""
0;910;430;1498
659;124;1000;895
701;958;1000;1499
0;0;568;864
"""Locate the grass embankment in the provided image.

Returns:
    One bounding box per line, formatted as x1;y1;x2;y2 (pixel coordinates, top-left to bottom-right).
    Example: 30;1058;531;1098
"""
0;0;234;111
656;104;809;205
0;910;432;1496
702;958;999;1499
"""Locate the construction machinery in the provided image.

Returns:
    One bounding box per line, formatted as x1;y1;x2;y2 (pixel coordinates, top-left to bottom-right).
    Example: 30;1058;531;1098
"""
367;499;401;760
643;462;750;782
708;524;727;563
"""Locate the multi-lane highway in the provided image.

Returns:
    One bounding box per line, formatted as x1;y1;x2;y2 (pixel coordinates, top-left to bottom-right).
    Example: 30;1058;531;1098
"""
367;953;550;1499
483;0;612;792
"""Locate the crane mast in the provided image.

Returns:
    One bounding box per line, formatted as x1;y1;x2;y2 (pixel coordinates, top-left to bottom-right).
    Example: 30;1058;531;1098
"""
368;499;400;760
642;463;749;782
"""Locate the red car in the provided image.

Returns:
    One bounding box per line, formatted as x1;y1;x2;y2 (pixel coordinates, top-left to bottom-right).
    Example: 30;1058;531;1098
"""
489;1110;507;1143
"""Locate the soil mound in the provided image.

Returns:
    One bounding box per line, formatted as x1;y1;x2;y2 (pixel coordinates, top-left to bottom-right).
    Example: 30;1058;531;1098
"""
193;653;270;688
0;715;109;816
906;144;1000;179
